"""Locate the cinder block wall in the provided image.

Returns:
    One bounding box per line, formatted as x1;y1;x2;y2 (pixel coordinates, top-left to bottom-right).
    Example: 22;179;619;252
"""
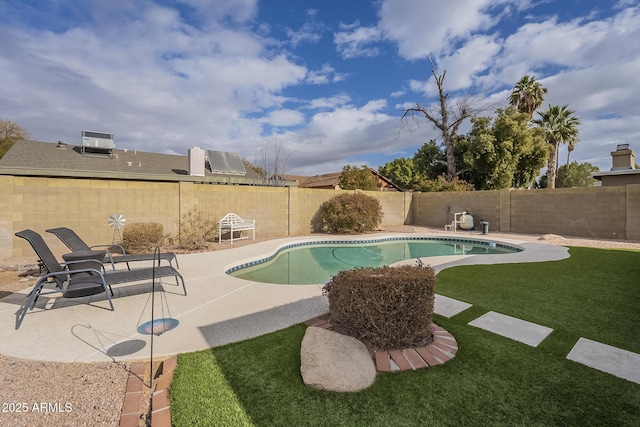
2;174;638;259
4;176;180;258
411;190;501;231
412;185;639;240
509;187;628;239
627;184;640;240
2;177;410;258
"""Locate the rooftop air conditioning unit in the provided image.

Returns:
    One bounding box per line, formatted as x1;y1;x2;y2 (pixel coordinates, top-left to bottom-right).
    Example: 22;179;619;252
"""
81;130;115;151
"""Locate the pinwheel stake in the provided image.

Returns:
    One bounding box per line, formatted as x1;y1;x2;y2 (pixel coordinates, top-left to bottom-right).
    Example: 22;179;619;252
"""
136;247;179;388
108;213;126;245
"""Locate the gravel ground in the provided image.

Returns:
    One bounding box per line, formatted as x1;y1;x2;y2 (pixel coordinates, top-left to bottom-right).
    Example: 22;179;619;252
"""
0;229;638;426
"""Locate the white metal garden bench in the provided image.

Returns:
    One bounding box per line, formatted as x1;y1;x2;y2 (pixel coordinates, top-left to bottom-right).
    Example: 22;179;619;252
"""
218;213;256;244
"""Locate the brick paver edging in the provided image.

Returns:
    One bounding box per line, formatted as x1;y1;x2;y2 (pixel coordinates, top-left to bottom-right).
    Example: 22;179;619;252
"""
119;356;177;427
304;315;458;372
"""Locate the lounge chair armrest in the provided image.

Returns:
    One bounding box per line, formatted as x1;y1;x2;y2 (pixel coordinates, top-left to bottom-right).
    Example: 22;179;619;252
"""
62;259;107;273
38;267;106;290
90;243;127;254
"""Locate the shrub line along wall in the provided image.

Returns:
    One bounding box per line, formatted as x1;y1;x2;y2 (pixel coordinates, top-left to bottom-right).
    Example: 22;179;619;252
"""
1;174;638;258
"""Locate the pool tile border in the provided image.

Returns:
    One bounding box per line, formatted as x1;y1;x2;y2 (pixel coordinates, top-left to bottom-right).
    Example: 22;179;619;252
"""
226;236;523;275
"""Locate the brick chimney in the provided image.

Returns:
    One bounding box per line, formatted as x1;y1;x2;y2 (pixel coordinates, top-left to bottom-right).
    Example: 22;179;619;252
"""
610;144;635;171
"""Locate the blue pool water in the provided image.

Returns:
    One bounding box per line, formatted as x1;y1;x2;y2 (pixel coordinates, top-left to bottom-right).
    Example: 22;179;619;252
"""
227;237;521;285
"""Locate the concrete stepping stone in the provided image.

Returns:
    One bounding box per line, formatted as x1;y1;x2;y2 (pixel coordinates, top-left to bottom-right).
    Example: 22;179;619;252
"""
434;294;472;318
468;311;553;347
567;338;640;384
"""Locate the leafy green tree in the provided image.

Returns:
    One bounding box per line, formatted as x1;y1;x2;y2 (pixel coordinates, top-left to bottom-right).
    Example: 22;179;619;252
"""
415;176;474;192
339;165;377;191
465;107;548;189
542;161;599;188
534;105;581;189
412;138;474;184
378;158;421;190
412;140;446;180
508;75;548;120
0;118;29;158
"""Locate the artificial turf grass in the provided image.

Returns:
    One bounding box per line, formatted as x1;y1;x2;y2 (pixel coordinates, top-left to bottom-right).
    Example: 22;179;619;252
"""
169;350;253;426
171;321;640;427
170;246;640;426
436;246;640;353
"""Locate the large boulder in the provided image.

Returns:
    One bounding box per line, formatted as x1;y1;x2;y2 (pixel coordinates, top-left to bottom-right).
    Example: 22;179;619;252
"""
300;326;376;392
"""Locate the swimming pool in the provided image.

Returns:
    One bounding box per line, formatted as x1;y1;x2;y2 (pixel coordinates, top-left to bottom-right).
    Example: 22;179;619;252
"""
227;237;522;285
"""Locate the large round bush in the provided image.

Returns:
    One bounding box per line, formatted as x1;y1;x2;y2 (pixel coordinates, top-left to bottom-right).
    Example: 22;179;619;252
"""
322;264;436;350
317;193;383;233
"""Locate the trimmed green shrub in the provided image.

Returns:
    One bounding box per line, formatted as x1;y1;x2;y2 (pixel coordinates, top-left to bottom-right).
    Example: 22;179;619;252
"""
316;193;383;233
179;208;217;250
122;222;165;254
322;264;436;350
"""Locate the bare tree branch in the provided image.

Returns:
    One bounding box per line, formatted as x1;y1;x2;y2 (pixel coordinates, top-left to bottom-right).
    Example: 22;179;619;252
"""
400;58;488;181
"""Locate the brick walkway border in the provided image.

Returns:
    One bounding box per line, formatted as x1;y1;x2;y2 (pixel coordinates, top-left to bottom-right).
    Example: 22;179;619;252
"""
119;317;457;425
304;315;458;372
119;356;177;427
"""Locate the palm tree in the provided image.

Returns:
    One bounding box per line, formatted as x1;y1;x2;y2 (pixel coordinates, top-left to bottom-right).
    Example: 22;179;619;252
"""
508;75;548;120
534;105;581;189
566;140;576;165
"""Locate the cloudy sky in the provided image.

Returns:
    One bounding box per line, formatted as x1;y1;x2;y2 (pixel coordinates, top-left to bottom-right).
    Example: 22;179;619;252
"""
1;0;638;175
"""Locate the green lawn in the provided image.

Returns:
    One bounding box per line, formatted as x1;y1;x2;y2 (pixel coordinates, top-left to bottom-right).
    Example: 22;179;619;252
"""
170;247;640;426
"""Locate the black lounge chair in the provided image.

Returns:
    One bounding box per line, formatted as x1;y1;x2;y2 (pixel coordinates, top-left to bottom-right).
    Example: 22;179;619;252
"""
14;229;186;329
46;227;179;269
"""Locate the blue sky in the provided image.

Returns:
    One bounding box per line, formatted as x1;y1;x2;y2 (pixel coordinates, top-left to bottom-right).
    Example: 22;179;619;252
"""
1;0;639;175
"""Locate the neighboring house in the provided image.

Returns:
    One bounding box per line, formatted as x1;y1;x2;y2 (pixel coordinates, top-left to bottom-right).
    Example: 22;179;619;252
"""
592;144;640;186
0;139;297;186
281;168;404;191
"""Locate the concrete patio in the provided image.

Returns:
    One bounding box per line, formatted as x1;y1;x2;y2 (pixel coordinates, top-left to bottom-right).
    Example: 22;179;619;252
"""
0;233;568;363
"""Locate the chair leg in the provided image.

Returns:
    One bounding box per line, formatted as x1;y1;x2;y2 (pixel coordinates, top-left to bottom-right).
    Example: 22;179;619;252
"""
15;281;45;329
102;280;114;311
175;275;187;296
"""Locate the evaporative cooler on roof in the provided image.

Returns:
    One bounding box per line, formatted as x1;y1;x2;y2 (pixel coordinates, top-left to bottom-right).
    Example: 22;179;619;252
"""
206;150;246;175
81;130;115;151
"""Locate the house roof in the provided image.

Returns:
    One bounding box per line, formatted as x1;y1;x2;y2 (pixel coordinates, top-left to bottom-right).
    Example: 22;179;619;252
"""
0;140;292;185
281;168;404;191
591;168;640;180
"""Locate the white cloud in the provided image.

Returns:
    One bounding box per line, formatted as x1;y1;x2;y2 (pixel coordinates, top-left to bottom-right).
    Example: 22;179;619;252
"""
305;64;347;84
0;2;308;156
1;0;639;176
287;21;323;47
264;99;421;174
308;94;352;110
410;34;502;96
334;25;383;59
180;0;258;25
378;0;515;59
264;109;305;127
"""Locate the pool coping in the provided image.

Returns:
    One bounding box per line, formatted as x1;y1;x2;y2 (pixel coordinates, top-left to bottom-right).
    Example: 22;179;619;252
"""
225;235;524;281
